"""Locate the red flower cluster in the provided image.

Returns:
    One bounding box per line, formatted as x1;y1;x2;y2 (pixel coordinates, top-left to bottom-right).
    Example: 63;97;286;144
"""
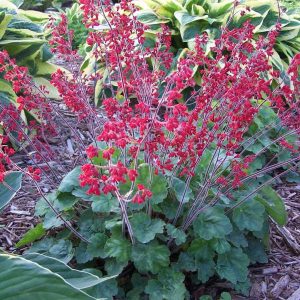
0;0;299;213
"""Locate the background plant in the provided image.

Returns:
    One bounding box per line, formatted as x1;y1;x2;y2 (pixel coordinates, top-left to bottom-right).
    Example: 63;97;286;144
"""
0;0;299;298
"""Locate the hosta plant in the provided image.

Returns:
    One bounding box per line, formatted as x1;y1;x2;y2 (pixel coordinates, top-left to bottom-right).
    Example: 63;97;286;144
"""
0;0;63;147
0;0;299;298
134;0;300;66
0;252;114;299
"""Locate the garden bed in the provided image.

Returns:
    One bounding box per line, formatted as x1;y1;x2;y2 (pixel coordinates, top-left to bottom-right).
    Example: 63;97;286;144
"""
1;145;299;299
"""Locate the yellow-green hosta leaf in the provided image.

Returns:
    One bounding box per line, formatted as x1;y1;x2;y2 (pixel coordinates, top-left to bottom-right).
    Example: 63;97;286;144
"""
33;77;60;100
0;0;18;14
19;9;49;23
0;12;12;39
0;79;15;97
0;38;45;45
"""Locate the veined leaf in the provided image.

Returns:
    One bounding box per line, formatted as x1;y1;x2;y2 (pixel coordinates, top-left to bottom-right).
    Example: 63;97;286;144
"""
0;171;22;211
0;254;98;300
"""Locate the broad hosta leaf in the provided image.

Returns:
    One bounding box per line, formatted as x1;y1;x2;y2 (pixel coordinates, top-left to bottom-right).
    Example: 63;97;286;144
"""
216;247;250;284
19;9;49;22
174;11;208;26
33;77;60;100
82;268;118;300
131;241;170;274
255;186;287;226
193;207;232;240
0;171;22;211
0;12;12;39
232;199;265;232
0;0;18;14
16;223;46;248
145;268;186;300
23;253;115;290
131;212;165;243
0;254;98;300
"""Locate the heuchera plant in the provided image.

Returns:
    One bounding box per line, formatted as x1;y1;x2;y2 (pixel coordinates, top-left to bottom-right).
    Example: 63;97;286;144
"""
0;0;299;298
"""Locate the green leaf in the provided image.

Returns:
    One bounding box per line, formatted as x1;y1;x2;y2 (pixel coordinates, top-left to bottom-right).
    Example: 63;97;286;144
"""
209;238;231;254
174;11;208;26
180;20;209;42
227;227;248;248
83;269;118;300
104;258;127;276
0;171;22;211
150;172;168;204
91;194;120;213
104;234;131;263
166;224;187;246
207;0;233;18
43;210;64;229
188;238;213;260
131;212;165;243
176;252;196;272
244;238;268;264
132;241;170;274
56;192;79;210
193;207;232;240
172;177;193;203
232;199;265;231
75;242;93;264
216;247;250;284
58;167;81;193
136;164;168;205
28;239;74;264
197;258;215;283
145;268;186;300
16;223;45;248
255;186;287;226
126;273;147;300
136;10;167;25
33;77;60;100
0;254;97;300
220;292;232;300
87;233;108;258
0;13;12;39
23;253;115;290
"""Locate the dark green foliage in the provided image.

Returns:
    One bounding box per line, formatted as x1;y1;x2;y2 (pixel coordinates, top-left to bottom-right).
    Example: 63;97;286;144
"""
28;155;288;298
